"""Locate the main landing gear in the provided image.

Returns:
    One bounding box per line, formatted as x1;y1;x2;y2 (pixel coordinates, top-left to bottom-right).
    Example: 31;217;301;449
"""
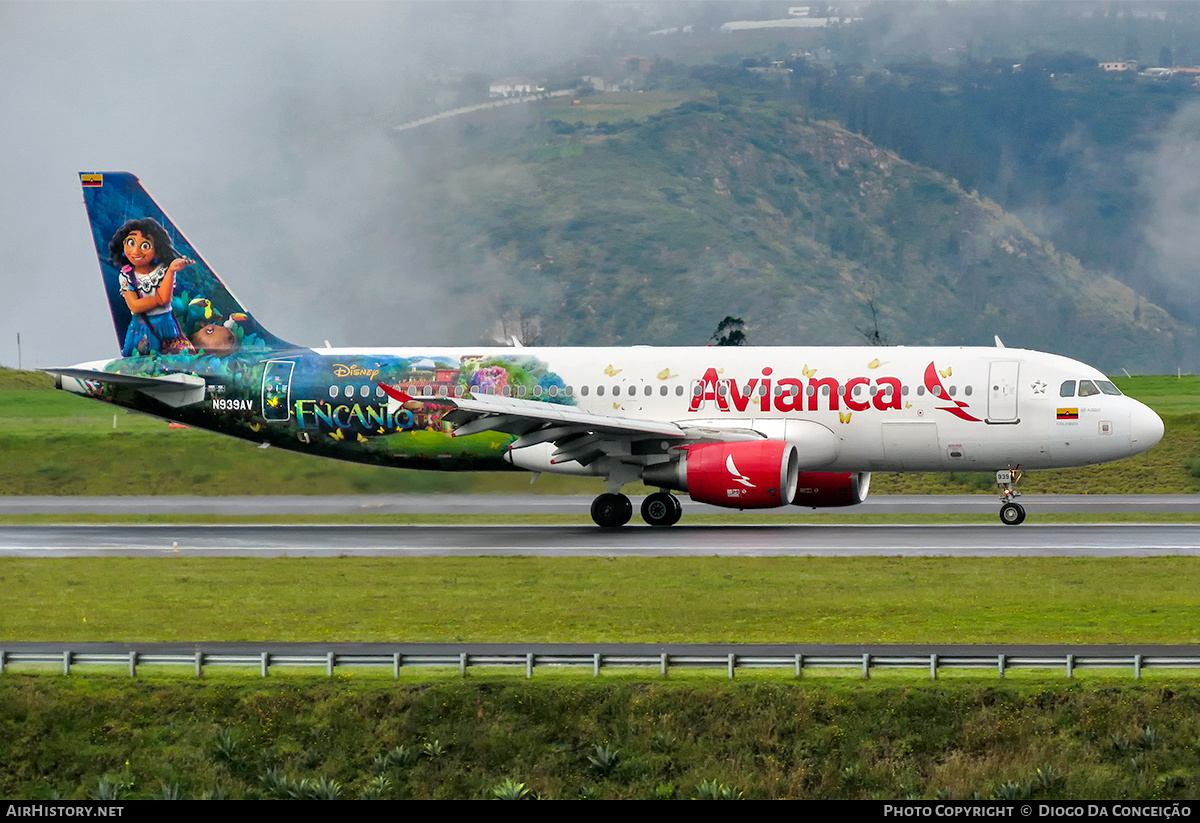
589;491;683;528
590;493;632;528
996;468;1025;526
640;491;683;527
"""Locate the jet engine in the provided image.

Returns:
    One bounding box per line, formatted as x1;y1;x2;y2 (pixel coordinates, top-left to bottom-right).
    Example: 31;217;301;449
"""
790;471;871;508
641;440;800;509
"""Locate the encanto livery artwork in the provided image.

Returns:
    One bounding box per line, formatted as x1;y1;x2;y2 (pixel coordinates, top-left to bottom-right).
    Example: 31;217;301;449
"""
71;172;572;471
52;173;1162;527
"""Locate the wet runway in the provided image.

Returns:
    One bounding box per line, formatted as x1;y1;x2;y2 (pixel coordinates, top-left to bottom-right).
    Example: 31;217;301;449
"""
1;522;1199;557
0;495;1195;557
1;493;1197;516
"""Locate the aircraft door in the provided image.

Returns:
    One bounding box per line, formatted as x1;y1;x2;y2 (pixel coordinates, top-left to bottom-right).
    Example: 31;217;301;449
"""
987;361;1019;423
261;360;295;422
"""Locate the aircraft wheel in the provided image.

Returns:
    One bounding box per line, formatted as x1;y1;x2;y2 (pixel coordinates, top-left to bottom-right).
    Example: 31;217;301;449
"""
999;502;1026;526
591;493;633;528
641;492;682;527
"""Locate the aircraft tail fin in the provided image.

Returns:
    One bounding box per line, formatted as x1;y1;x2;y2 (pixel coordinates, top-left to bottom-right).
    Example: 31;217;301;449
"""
79;172;296;356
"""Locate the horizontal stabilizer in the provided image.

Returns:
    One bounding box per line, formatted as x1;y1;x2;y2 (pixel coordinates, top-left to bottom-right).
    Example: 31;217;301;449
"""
45;367;207;408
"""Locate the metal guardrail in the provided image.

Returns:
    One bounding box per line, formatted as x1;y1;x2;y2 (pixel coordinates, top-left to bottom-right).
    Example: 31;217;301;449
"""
3;649;1200;679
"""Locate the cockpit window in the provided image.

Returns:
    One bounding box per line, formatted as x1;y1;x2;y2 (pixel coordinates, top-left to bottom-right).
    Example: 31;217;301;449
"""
1097;380;1122;396
1077;380;1100;397
1059;380;1075;397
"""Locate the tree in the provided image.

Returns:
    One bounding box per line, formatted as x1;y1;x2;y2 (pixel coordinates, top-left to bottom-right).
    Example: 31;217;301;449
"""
857;297;889;346
710;316;747;346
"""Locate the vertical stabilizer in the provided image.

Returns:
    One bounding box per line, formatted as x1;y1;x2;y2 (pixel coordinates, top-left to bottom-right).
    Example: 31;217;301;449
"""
80;172;294;355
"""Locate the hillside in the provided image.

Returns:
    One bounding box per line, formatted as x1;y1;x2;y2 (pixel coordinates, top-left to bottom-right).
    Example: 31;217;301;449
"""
390;95;1194;373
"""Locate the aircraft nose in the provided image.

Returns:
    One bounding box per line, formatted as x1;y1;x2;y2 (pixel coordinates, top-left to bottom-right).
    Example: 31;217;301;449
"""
1129;401;1164;453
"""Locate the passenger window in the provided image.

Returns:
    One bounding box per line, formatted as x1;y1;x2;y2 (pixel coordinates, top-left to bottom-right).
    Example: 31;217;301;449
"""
645;386;653;397
533;386;543;397
659;386;667;396
1078;380;1100;398
548;386;558;397
916;386;925;396
597;386;605;396
329;386;339;398
949;386;956;397
580;386;588;396
964;386;972;396
675;386;684;396
1060;381;1075;397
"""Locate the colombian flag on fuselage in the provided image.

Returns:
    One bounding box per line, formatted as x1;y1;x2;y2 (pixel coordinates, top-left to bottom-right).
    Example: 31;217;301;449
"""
1057;408;1079;420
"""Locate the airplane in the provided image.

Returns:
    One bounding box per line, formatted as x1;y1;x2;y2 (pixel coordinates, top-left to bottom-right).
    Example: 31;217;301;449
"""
48;172;1165;528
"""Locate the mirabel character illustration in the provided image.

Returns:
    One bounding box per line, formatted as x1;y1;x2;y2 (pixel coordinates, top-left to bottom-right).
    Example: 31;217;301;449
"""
109;218;195;357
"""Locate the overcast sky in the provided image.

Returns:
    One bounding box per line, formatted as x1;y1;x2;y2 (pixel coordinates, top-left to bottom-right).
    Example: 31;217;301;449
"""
0;0;631;368
7;1;1200;368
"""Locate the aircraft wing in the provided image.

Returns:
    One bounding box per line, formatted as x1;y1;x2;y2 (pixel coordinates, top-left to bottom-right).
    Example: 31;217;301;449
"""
45;367;207;408
377;384;763;467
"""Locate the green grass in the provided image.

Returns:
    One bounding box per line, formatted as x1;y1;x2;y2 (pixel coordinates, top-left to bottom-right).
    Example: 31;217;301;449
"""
4;370;1200;799
3;677;1200;799
3;556;1200;644
3;369;1198;497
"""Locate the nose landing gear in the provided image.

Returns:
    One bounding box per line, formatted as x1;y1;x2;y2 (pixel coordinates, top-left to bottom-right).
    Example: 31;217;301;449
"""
996;468;1025;525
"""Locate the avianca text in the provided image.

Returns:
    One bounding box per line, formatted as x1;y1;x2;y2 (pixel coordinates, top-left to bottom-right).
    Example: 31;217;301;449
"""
688;367;903;413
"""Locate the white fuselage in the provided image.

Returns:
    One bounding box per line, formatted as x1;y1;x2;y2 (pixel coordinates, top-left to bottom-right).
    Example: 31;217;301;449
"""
304;344;1164;475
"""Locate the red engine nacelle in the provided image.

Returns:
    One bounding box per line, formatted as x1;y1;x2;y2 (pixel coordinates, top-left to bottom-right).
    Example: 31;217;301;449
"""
641;440;800;509
790;472;871;508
